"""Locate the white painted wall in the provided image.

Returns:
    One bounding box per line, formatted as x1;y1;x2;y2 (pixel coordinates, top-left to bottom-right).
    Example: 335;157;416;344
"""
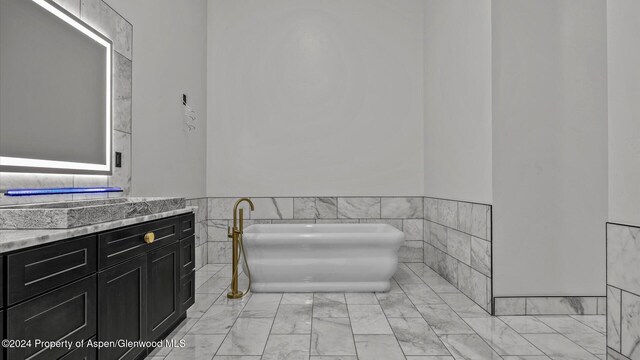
423;0;492;204
492;0;607;296
608;0;640;226
206;0;424;197
107;0;208;198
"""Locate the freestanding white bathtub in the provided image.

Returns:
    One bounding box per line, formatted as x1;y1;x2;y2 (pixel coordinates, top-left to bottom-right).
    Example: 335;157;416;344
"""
242;223;404;292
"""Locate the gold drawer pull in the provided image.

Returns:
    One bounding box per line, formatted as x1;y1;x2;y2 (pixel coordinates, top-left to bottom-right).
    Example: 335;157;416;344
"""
144;232;155;244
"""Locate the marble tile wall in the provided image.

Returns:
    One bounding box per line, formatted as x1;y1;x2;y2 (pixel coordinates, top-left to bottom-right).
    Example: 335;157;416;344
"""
206;197;425;264
494;296;606;316
186;198;208;271
423;197;493;313
607;222;640;360
0;0;132;205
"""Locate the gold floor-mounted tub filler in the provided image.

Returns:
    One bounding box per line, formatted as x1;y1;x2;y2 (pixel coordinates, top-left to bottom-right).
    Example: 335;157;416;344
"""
227;198;254;299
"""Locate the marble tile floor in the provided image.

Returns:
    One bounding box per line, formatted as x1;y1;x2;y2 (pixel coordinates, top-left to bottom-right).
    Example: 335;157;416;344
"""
150;263;606;360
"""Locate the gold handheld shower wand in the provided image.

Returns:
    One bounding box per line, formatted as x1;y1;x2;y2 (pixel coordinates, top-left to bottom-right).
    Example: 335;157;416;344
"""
227;198;254;299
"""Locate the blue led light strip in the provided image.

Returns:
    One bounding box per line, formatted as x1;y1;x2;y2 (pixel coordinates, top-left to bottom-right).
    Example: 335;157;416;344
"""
4;187;123;197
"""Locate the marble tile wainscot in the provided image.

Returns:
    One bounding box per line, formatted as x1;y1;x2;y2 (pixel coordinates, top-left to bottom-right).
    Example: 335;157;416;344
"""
607;222;640;360
494;296;606;316
423;197;493;314
0;0;132;206
206;197;425;264
186;198;209;271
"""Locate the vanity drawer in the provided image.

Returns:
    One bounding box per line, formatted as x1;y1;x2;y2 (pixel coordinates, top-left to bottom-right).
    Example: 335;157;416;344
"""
59;337;97;360
6;235;97;306
178;213;195;239
7;275;97;360
179;271;195;313
180;235;195;276
98;217;179;269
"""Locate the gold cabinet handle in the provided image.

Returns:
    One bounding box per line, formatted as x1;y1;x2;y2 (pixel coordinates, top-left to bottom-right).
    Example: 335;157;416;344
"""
144;231;155;244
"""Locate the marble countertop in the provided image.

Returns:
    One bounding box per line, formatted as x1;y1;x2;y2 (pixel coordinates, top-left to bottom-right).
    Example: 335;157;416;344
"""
0;206;196;254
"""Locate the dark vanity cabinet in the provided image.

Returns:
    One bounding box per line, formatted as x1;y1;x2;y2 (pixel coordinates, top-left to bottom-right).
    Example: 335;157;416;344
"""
0;213;196;360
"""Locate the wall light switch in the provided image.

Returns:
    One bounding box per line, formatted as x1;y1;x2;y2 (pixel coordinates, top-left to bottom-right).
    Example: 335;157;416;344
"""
115;152;122;168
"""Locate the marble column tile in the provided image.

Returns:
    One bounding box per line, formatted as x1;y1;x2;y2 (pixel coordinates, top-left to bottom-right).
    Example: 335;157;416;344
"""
608;224;640;296
437;199;458;229
188;304;244;335
345;293;379;305
494;298;526;316
621;290;640;359
381;197;423;218
250;198;293;219
216;317;274;355
404;219;424;240
424;220;431;243
526;297;598;315
424;197;438;221
469;269;490;312
447;229;471;265
208;241;231;264
195;221;208;246
399;241;424;262
463;317;543;356
399;283;443;305
239;293;282;318
337;198;381;219
354;334;405;360
310;317;356;356
80;0;132;59
499;316;555;334
0;173;74;205
388;317;449;356
458;262;473;300
348;305;393;335
471;237;491;277
165;334;224;360
608;286;622;352
439;334;502;360
375;293;421;318
108;130;131;196
523;333;600;360
293;197;337;219
113;51;131;133
416;303;475;335
272;304;312;334
437;251;459;287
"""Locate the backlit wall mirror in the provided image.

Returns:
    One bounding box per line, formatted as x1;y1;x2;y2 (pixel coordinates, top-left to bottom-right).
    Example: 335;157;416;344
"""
0;0;112;175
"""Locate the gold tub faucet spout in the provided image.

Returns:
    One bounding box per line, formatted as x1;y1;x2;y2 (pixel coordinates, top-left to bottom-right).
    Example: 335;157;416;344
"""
227;198;255;299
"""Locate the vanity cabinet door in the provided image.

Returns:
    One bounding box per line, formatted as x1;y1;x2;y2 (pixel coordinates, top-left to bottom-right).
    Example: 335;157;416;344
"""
6;275;97;360
98;255;147;360
180;235;195;277
147;243;180;341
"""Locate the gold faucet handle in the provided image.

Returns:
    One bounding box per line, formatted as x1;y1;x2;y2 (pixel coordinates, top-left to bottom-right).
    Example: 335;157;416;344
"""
227;226;233;238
